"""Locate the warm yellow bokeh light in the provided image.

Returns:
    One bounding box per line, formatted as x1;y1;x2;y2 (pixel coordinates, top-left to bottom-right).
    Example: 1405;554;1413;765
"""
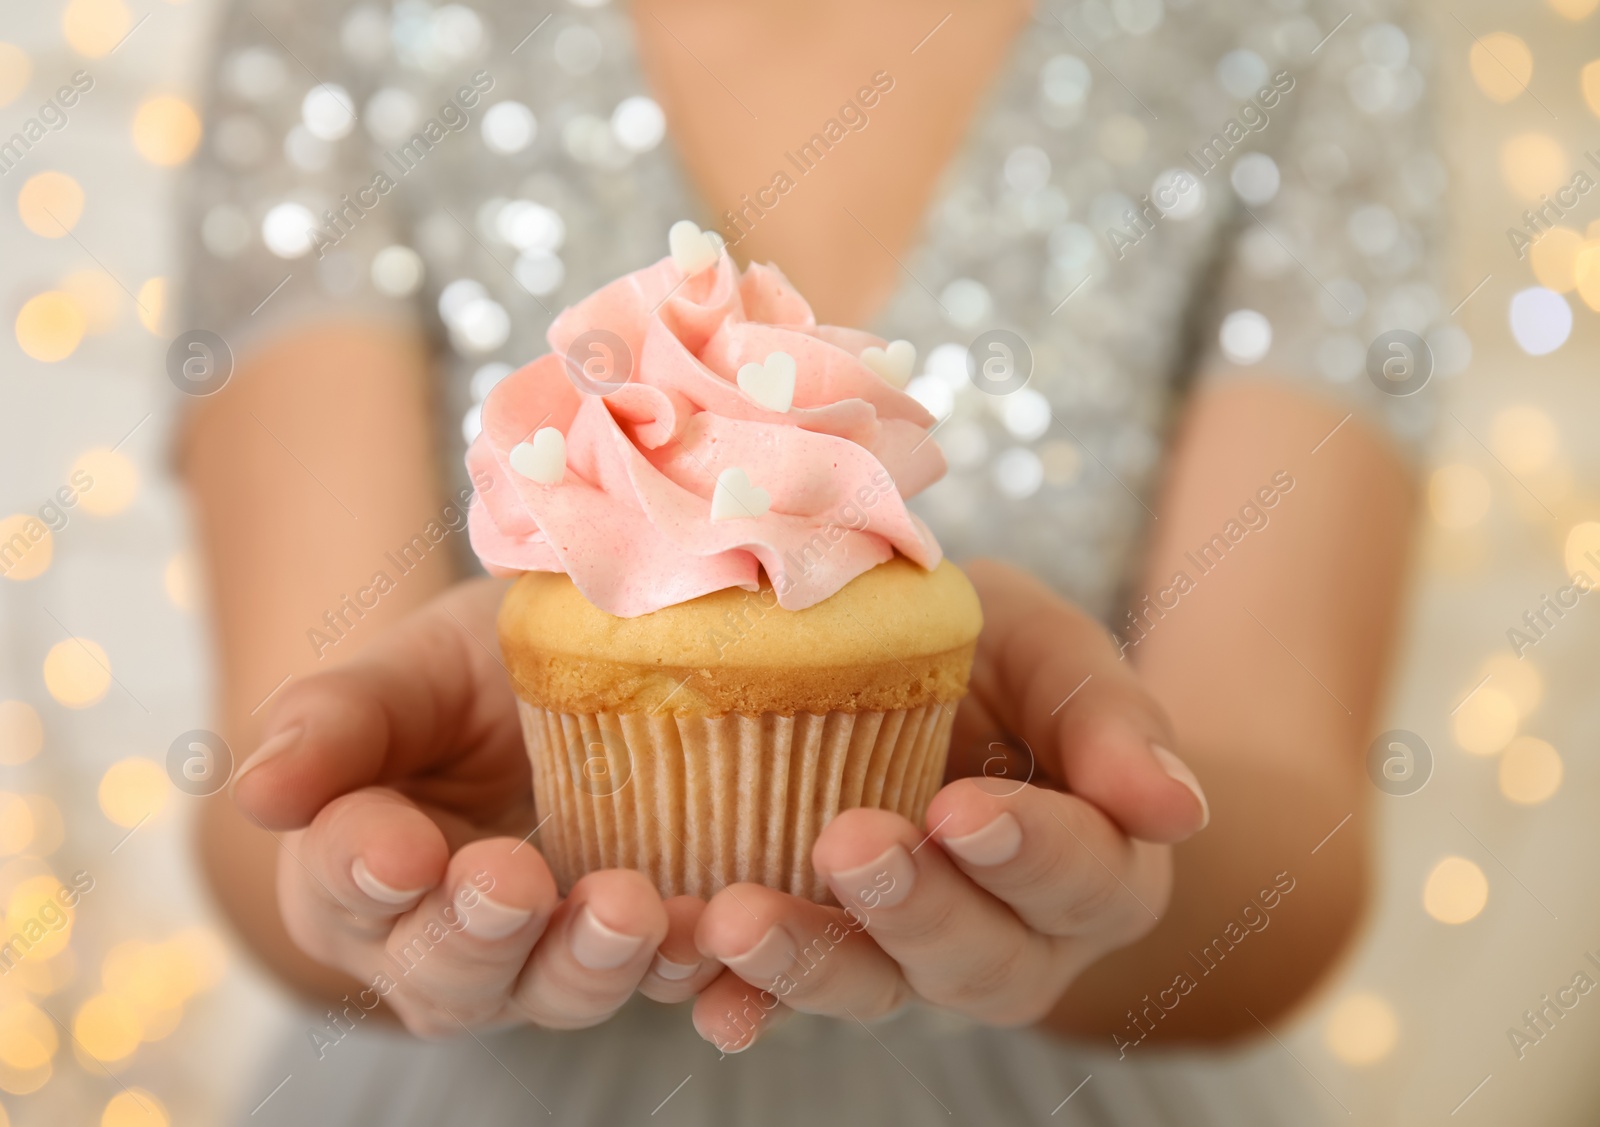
5;875;71;961
0;796;33;858
103;1090;168;1127
1499;736;1563;805
62;0;131;58
1500;134;1569;201
163;553;195;611
62;270;123;335
14;292;87;363
1564;521;1600;582
1552;0;1600;18
0;1003;57;1071
1529;227;1585;292
1324;991;1399;1066
97;758;167;828
131;97;201;166
0;702;42;766
135;277;167;335
0;1061;50;1095
73;994;140;1062
16;172;84;238
71;448;138;516
23;798;63;857
1584;60;1600;119
1470;32;1533;104
1429;464;1491;529
1577;242;1600;311
1489;405;1558;474
1424;856;1489;924
0;515;52;582
1477;653;1543;718
0;43;31;107
42;638;111;709
1452;684;1518;755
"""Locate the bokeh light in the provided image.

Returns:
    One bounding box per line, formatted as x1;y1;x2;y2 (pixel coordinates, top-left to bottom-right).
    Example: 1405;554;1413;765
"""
0;43;31;107
1324;992;1399;1065
62;270;123;335
16;172;84;238
71;448;138;516
1477;653;1543;718
1452;684;1518;755
1489;405;1558;474
1509;287;1573;355
0;702;42;766
131;97;202;166
163;553;196;611
1584;59;1600;118
1428;464;1490;528
0;1003;57;1072
0;515;52;582
1499;736;1563;805
1563;521;1600;582
62;0;131;58
1423;856;1489;924
42;639;111;708
1499;133;1567;201
1469;32;1532;104
1551;0;1600;18
103;1090;169;1127
1577;241;1600;311
6;875;73;961
0;796;34;857
14;293;87;363
98;758;167;828
135;276;167;335
24;798;63;857
1528;227;1585;292
73;993;140;1062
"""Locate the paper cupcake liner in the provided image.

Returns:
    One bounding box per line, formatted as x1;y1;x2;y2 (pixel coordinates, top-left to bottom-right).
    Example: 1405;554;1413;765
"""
516;701;957;903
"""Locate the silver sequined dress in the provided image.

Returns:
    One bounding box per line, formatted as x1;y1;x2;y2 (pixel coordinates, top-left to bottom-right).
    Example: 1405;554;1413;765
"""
182;1;1446;1123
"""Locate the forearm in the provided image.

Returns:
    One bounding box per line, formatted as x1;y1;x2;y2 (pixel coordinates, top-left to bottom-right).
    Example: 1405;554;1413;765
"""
182;321;455;1003
1042;380;1414;1044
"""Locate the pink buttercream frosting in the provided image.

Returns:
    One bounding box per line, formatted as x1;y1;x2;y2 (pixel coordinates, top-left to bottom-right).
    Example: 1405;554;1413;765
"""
466;251;946;617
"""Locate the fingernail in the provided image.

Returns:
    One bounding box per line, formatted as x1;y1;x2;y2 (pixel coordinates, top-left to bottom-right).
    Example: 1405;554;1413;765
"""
722;926;795;984
941;812;1022;866
1152;745;1209;830
230;727;302;797
827;844;915;910
462;890;533;940
351;857;427;905
650;952;701;981
694;1012;754;1054
569;905;644;970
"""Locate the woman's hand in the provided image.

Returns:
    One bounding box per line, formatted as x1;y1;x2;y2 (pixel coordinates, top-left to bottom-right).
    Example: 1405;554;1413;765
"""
690;559;1209;1050
231;579;723;1037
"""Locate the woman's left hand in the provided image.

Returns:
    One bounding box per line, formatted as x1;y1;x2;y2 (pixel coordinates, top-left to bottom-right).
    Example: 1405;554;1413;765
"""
692;559;1210;1049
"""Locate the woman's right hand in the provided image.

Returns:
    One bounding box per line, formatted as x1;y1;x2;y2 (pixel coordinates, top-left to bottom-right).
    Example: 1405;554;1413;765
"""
231;579;724;1036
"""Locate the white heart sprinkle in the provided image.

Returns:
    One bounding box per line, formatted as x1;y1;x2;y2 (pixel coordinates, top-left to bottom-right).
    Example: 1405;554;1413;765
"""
509;427;565;485
736;350;796;412
668;219;719;276
710;467;770;522
859;339;916;388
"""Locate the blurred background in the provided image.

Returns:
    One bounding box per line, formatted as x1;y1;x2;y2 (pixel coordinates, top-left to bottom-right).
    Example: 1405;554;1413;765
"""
2;0;1600;1123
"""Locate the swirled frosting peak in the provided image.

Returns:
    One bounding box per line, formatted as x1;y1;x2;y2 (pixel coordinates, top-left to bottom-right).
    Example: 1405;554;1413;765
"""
466;244;946;618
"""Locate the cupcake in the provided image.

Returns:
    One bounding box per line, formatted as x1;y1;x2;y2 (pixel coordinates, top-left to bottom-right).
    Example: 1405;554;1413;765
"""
467;221;980;903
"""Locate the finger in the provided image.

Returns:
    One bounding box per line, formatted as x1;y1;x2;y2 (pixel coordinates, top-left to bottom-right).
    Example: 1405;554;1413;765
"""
510;869;668;1029
639;896;720;1003
811;806;1068;1026
691;968;795;1053
296;789;450;930
695;883;908;1021
963;559;1208;843
233;579;519;830
380;837;559;1032
928;777;1168;943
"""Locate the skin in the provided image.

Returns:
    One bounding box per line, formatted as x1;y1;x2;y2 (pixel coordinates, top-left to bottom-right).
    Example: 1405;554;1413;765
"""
184;0;1414;1056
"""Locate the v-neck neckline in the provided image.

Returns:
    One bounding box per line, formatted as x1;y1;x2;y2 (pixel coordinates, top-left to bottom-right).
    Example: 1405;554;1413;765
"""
616;3;1035;333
